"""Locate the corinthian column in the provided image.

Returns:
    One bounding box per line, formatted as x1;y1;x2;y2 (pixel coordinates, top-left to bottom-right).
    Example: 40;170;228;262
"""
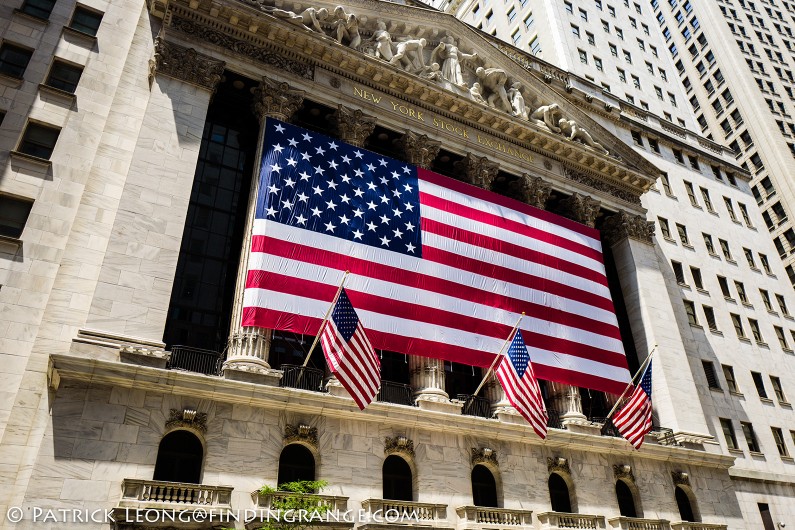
547;381;587;424
409;356;462;413
223;76;304;385
333;105;377;147
399;130;441;169
453;153;499;190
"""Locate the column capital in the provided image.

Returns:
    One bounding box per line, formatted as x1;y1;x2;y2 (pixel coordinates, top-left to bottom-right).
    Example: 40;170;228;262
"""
252;77;305;123
454;153;499;190
559;192;600;228
149;37;225;92
398;130;441;169
601;210;655;247
521;174;552;210
333;105;377;147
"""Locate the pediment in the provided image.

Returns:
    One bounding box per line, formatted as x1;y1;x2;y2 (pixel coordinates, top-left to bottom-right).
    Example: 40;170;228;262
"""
158;0;659;200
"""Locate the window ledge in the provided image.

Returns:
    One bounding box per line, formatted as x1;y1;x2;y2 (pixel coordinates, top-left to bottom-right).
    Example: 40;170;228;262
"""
708;386;723;393
696;288;710;295
724;296;737;304
729;390;744;397
742;302;754;309
726;258;738;264
767;310;779;317
0;72;24;88
707;210;719;216
750;267;761;273
728;447;744;455
781;455;794;462
691;204;703;210
38;83;76;104
779;401;792;408
738;337;751;343
663;236;677;243
709;329;723;335
756;341;769;348
682;243;695;250
12;8;50;25
732;219;743;225
0;234;23;250
748;225;757;231
709;252;721;259
749;451;766;458
689;323;703;329
678;282;692;290
61;26;98;46
665;193;678;200
9;150;52;168
760;397;774;404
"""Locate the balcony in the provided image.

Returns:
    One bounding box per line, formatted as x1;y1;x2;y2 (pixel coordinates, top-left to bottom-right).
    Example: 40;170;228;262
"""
456;506;533;530
167;345;223;376
250;491;352;530
361;499;449;528
459;394;492;418
113;479;233;526
280;364;325;391
536;512;606;529
670;524;727;530
608;517;671;529
377;380;414;406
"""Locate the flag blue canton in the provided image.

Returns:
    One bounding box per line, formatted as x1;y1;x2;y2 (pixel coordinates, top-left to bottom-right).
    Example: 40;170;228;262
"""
638;363;653;397
507;330;530;378
256;119;423;257
331;289;359;342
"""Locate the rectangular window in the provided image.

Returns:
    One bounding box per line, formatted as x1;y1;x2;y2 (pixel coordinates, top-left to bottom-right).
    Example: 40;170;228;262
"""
587;32;596;45
776;294;790;316
775;326;790;350
672;261;687;284
772;427;789;456
745;248;758;270
735;281;748;304
742;422;761;452
623;50;632;63
704;233;717;255
683;181;698;207
632;75;641;89
724;197;739;222
673;149;684;163
594;57;603;71
760;289;773;311
676;224;690;245
610;43;618;57
690;267;703;290
749;318;763;342
721;418;739;450
719;239;733;260
704;306;718;331
660;173;673;195
752;371;769;399
700;188;714;212
45;60;84;93
17;122;61;160
616;28;624;40
658;217;671;239
0;195;34;239
723;365;739;393
702;360;720;389
69;5;104;37
684;300;699;326
761;254;772;275
578;49;588;64
731;313;745;338
20;0;57;19
771;376;787;403
580;7;589;19
0;43;33;79
565;1;574;13
648;138;660;152
572;24;581;37
738;203;753;227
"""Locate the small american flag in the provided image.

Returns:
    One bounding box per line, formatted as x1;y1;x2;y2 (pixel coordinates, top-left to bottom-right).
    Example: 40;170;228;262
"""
612;362;653;449
320;288;380;409
495;330;548;439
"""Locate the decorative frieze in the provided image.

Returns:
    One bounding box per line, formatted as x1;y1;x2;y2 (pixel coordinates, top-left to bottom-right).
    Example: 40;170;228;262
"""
253;77;305;123
562;167;641;206
454;153;499;190
471;447;498;466
333;105;377;147
559;192;600;228
547;456;571;476
601;210;655;247
285;424;319;448
399;130;441;169
165;408;208;434
148;37;224;91
384;436;415;458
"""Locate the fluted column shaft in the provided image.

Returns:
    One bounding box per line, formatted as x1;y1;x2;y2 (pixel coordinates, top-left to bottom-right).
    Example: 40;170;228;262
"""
409;356;448;402
548;381;586;422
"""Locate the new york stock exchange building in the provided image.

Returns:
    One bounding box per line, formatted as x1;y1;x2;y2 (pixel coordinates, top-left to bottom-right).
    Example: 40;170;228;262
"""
4;0;795;527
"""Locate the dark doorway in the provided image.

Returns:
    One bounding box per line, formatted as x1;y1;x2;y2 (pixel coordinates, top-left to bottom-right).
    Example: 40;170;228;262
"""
471;464;498;507
278;444;316;486
615;480;637;518
675;487;696;522
153;430;203;484
549;473;572;513
383;455;412;501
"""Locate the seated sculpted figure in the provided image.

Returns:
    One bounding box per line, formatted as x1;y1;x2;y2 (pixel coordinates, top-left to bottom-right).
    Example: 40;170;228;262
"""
558;118;610;155
263;6;329;33
419;62;443;81
372;21;394;61
390;38;427;72
475;66;511;113
333;6;361;49
508;82;529;120
469;82;487;104
530;103;563;133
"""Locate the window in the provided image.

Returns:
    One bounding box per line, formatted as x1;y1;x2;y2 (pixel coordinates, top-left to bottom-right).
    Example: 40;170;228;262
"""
719;239;732;260
731;313;745;338
775;326;790;350
648;138;660;152
683;182;698;207
0;43;33;79
572;24;581;37
704;233;716;255
745;249;758;270
776;294;790;316
623;50;632;63
772;427;789;456
702;360;720;389
742;422;761;452
676;224;690;246
749;318;763;342
651;45;658;57
610;43;618;57
565;1;574;13
608;4;616;16
673;149;684;163
616;28;624;40
738;203;753;227
658;217;671;239
761;254;772;275
19;0;56;19
771;376;788;403
632;75;641;89
383;455;412;501
69;5;104;37
580;7;589;19
642;23;650;35
618;68;626;82
594;57;603;71
724;197;738;222
0;195;34;239
17;122;61;160
44;60;83;93
549;474;572;513
602;19;610;32
615;481;637;517
472;465;498;508
684;300;699;326
587;32;596;45
700;188;714;212
735;281;748;304
579;49;588;64
721;418;739;450
751;371;769;399
703;306;718;331
278;444;316;485
761;289;773;311
723;365;739;393
153;430;203;484
672;261;687;284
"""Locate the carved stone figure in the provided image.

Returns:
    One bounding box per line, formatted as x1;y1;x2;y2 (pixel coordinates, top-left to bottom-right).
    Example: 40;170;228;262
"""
508;82;529;120
475;66;511;113
262;6;329;33
530;103;563;133
371;21;394;61
333;6;361;49
558;118;609;155
431;35;478;87
469;82;487;104
390;38;427;72
419;62;442;81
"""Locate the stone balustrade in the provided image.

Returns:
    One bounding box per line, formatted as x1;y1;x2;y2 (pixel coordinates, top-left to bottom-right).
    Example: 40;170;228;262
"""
456;506;533;528
608;517;671;530
670;523;727;530
537;511;606;529
117;479;233;508
362;499;448;524
252;490;349;512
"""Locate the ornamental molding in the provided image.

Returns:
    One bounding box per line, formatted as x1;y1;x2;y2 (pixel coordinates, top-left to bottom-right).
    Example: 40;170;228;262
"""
149;36;225;91
547;456;571;476
471;447;498;466
454;153;499;190
384;436;415;458
284;423;319;447
559;193;600;228
671;471;690;487
165;408;208;434
601;210;655;247
253;77;305;122
613;464;635;483
399;130;442;169
562;167;641;207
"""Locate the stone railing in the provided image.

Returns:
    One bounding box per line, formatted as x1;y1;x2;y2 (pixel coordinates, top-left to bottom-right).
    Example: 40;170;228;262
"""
537;512;606;529
456;506;533;527
608;517;671;530
671;523;727;530
118;479;233;508
362;499;448;524
253;490;349;512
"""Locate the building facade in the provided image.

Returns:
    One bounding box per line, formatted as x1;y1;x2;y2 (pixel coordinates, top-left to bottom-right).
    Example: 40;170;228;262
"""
0;0;794;528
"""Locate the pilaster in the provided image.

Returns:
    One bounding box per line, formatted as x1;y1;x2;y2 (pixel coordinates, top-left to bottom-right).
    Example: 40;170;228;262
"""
332;105;377;147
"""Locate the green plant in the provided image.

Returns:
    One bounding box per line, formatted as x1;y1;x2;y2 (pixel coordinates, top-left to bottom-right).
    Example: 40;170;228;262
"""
256;480;330;530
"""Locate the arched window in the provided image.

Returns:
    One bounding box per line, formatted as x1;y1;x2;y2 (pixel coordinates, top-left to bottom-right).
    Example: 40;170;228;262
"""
383;455;412;501
549;473;573;513
615;481;637;518
471;465;498;507
278;444;316;486
675;486;697;522
153;430;203;484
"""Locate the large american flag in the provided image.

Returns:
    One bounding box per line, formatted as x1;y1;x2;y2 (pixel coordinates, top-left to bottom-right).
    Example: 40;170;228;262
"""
242;119;632;394
613;362;653;449
495;330;548;438
320;288;380;409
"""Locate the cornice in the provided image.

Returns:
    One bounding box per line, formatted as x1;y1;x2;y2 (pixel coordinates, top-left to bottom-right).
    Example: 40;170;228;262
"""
49;353;736;470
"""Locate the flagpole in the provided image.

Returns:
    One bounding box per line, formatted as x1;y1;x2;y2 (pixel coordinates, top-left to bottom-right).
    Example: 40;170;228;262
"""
471;312;526;398
300;270;351;370
604;345;657;421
